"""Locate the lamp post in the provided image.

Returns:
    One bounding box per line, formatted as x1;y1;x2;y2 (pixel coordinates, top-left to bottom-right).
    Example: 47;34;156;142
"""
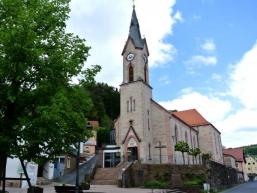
75;141;80;193
75;123;92;193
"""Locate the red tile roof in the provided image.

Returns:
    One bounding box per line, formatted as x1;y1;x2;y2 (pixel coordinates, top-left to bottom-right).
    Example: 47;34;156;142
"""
172;109;210;127
88;121;99;128
223;147;244;162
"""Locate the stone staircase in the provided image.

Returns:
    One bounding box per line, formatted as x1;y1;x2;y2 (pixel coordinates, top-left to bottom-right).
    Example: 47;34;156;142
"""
91;167;121;185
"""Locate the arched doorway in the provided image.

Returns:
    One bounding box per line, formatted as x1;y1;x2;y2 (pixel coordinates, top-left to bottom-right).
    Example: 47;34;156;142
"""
127;137;138;161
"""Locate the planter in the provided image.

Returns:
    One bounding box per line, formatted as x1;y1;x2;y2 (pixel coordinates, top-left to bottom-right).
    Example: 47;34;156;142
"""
54;185;90;193
180;186;202;193
27;186;43;193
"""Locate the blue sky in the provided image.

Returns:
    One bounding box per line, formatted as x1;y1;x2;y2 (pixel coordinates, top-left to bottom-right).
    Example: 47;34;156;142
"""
67;0;257;148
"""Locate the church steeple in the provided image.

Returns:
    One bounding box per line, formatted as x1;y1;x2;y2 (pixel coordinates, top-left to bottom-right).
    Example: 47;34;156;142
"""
121;5;150;84
129;7;144;49
122;6;149;55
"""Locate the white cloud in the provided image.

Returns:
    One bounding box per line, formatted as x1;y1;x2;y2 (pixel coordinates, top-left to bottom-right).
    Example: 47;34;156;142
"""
159;90;232;122
211;73;222;81
201;39;216;52
230;41;257;109
158;76;171;85
216;109;257;134
67;0;178;87
174;11;184;23
186;55;217;67
159;40;257;147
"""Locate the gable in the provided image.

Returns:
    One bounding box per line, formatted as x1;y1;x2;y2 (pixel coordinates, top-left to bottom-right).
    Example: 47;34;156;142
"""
121;37;149;56
122;126;141;144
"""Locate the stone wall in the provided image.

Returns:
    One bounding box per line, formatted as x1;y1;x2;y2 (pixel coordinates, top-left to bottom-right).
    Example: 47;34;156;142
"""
206;160;238;190
123;160;238;191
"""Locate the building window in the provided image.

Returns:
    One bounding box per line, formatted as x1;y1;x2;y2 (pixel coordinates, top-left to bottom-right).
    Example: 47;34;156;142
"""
193;136;196;148
133;99;136;111
130;97;132;112
148;143;152;160
174;125;178;144
144;65;147;82
127;101;129;112
147;110;150;130
185;131;188;144
129;64;133;82
66;157;71;169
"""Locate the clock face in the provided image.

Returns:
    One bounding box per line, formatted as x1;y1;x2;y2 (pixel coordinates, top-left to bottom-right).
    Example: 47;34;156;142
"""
143;55;148;64
126;53;135;61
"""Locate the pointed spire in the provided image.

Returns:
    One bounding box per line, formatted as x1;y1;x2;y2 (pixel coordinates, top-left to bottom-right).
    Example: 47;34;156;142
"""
128;6;144;49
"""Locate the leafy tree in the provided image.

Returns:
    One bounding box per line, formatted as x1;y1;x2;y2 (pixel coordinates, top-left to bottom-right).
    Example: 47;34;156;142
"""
96;127;111;147
244;145;257;156
0;0;98;178
202;153;212;163
175;141;189;165
82;82;120;129
188;148;201;164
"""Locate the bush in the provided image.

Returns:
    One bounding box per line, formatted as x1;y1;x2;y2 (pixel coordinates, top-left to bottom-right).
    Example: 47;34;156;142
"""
144;180;168;189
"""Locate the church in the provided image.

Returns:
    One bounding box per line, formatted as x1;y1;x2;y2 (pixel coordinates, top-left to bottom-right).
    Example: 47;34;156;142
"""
114;6;223;165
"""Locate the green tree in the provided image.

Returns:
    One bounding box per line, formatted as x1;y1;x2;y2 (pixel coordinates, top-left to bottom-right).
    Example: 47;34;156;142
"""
82;82;120;129
0;0;98;178
188;148;201;165
175;141;189;165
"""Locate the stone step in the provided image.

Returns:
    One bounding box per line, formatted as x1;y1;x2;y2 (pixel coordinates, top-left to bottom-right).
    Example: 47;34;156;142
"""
166;189;186;193
91;179;118;185
93;168;119;181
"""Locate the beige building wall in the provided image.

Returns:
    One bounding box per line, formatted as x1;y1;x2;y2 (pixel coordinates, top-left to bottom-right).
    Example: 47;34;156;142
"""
245;156;257;175
223;155;236;168
195;125;223;164
150;102;172;164
170;116;199;165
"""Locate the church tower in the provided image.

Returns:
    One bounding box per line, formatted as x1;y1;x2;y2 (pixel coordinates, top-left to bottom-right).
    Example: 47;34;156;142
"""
116;6;153;163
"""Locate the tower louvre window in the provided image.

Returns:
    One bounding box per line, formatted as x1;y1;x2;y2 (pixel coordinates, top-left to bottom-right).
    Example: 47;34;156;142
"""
129;64;134;82
130;97;133;112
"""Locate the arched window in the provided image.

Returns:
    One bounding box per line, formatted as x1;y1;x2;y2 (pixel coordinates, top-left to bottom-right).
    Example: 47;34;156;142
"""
174;125;178;144
185;131;188;144
129;64;133;82
144;64;147;82
193;136;196;148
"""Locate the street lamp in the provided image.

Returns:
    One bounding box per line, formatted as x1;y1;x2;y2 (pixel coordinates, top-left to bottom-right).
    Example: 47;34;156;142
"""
75;141;80;193
75;123;92;193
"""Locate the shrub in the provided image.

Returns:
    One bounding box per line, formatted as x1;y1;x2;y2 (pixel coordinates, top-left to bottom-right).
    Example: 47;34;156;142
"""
144;180;168;189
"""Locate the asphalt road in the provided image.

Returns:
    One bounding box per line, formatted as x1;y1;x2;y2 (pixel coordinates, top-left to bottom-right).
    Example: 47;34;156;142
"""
222;181;257;193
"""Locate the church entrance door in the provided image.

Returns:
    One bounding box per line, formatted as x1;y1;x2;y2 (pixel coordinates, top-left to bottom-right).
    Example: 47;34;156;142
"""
128;147;138;161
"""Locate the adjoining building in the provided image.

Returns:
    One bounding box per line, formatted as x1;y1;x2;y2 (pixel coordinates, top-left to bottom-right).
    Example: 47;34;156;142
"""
223;147;248;182
244;156;257;181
